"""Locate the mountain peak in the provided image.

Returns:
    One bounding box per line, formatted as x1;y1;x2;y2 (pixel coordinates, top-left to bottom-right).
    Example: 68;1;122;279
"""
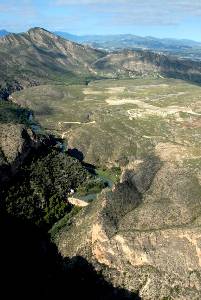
26;27;60;45
28;27;48;33
27;27;54;37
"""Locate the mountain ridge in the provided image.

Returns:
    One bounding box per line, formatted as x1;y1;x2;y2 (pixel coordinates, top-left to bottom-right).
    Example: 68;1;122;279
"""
54;31;201;47
1;27;201;101
2;28;201;56
0;27;105;99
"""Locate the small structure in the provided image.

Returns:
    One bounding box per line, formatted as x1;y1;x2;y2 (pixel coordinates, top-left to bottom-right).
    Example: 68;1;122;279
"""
70;189;75;195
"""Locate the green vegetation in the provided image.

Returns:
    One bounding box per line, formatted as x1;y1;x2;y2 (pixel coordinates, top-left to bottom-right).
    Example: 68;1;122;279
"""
76;177;108;196
49;206;82;238
0;101;31;125
2;148;91;227
96;167;121;185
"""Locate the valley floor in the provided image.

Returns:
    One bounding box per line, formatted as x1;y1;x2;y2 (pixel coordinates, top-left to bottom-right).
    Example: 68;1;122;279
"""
12;78;201;168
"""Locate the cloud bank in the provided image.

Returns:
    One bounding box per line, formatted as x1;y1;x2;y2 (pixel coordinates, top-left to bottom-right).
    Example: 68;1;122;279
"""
1;0;201;39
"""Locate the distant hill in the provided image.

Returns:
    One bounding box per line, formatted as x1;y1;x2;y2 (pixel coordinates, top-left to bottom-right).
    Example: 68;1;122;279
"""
0;29;10;37
55;32;201;52
2;28;201;59
54;31;81;42
54;31;201;48
93;49;201;83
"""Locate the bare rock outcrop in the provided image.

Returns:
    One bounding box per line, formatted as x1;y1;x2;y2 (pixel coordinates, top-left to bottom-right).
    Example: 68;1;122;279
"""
54;156;201;299
0;123;42;183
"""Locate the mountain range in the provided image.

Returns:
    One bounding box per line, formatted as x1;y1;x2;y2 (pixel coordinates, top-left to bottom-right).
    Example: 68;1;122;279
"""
54;32;201;60
1;27;201;100
1;28;201;60
54;31;201;50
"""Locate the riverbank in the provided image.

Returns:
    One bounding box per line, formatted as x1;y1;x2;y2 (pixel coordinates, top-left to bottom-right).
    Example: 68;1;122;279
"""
72;166;121;202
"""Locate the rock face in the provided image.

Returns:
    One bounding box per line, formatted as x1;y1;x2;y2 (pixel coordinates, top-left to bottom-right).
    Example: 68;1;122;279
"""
0;123;42;183
55;155;201;299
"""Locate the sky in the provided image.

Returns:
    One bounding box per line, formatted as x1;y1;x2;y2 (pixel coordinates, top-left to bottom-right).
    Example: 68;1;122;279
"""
0;0;201;41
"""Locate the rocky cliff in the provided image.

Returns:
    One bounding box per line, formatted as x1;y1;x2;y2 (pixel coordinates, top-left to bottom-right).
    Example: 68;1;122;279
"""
0;122;46;184
54;154;201;299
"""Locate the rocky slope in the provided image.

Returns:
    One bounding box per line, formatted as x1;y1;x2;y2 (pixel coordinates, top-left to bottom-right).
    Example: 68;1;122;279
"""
54;154;201;299
94;49;201;82
0;122;43;184
0;28;104;99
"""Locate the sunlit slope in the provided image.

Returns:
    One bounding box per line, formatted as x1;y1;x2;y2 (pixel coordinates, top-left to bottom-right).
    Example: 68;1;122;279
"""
13;78;201;168
0;28;104;98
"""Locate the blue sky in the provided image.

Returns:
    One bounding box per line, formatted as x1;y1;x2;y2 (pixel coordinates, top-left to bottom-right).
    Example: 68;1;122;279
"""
0;0;201;41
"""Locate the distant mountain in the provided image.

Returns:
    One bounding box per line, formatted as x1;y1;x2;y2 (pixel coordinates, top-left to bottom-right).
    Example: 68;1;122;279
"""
54;31;201;48
54;31;201;60
54;31;81;42
0;29;10;37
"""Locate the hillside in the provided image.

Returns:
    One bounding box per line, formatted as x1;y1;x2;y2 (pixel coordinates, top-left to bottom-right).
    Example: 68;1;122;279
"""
54;152;201;299
0;27;104;99
93;49;201;83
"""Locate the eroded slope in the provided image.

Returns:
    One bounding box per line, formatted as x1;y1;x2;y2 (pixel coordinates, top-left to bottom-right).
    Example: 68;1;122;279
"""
54;153;201;299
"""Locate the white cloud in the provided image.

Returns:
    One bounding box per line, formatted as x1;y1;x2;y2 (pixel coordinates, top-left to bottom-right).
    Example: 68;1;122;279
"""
2;0;201;34
51;0;201;28
54;0;201;17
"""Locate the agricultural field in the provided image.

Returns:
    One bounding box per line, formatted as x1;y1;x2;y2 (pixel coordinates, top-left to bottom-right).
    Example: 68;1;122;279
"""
13;78;201;169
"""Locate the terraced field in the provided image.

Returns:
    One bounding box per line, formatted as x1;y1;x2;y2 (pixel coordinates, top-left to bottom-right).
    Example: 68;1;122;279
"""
13;78;201;169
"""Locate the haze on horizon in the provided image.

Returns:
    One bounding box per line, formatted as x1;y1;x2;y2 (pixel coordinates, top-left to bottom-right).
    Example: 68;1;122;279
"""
0;0;201;42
